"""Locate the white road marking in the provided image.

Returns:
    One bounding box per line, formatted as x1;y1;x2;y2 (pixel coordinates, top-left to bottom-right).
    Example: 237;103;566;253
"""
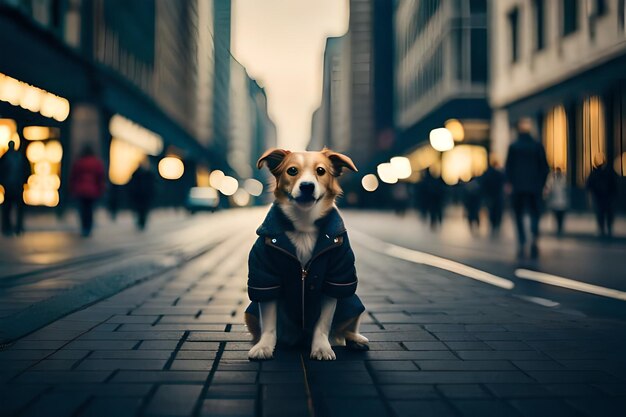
515;269;626;301
514;295;560;308
352;231;515;290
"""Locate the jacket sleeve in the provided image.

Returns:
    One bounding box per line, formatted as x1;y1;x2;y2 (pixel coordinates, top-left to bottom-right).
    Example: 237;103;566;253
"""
247;238;282;302
322;232;358;299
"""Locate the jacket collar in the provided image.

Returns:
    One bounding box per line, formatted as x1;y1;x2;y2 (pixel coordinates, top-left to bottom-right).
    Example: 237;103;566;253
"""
256;203;346;238
257;204;347;264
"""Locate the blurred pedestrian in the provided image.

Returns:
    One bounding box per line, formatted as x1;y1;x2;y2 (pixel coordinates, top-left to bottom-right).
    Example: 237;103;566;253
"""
586;154;618;238
479;158;506;235
505;118;549;259
392;182;410;216
70;145;105;237
107;184;121;221
0;140;30;236
128;159;156;230
546;168;569;236
463;177;481;233
413;178;428;220
422;169;445;229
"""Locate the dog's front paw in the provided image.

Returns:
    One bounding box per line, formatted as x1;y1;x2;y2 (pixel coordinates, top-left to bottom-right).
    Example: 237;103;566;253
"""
345;332;370;351
248;341;275;360
310;339;336;361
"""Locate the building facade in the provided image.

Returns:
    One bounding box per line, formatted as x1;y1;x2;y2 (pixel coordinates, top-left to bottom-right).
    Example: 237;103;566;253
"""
490;0;626;206
309;0;394;175
0;0;271;210
394;0;490;186
309;36;351;153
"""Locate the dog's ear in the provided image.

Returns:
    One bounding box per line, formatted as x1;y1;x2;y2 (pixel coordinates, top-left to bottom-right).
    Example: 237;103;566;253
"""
257;148;291;174
321;148;358;176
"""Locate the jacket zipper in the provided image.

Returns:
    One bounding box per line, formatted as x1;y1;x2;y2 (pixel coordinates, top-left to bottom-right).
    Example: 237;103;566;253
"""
301;268;307;326
266;236;343;329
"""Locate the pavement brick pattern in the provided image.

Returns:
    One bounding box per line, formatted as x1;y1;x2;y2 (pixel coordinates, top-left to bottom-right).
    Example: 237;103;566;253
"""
1;231;625;417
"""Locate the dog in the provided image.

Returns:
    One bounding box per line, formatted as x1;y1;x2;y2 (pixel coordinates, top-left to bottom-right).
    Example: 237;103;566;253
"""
245;148;369;360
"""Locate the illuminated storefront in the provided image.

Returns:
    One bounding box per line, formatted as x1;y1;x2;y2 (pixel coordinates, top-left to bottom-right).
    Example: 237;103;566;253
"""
23;128;62;207
0;71;70;208
579;96;607;187
108;114;163;185
543;105;568;173
0;72;70;122
0;119;20;204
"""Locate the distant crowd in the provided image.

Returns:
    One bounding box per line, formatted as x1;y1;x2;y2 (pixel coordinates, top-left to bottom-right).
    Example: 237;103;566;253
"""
0;142;155;238
393;119;619;260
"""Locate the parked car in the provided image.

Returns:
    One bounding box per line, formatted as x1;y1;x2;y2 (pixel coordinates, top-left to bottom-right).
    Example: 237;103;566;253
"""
186;187;219;213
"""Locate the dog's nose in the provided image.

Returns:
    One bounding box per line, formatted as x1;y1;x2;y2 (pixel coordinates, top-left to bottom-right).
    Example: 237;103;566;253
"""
299;182;315;194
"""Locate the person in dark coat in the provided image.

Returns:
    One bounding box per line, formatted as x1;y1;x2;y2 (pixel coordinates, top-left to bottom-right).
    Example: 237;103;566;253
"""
0;140;30;235
505;119;549;259
69;145;105;237
421;169;445;229
128;160;156;230
479;159;506;235
462;177;482;232
245;204;365;347
586;154;618;238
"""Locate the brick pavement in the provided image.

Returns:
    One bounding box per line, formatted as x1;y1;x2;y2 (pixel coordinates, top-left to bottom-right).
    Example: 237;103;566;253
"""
1;227;626;417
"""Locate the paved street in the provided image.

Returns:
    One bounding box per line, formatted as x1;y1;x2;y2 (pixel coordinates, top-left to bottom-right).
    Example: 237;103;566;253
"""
1;207;626;417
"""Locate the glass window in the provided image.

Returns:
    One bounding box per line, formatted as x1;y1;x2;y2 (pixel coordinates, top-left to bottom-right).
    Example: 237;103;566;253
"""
508;8;519;63
470;28;487;82
562;0;579;36
533;0;545;50
544;106;568;172
469;0;487;13
578;96;606;186
614;86;626;177
595;0;607;16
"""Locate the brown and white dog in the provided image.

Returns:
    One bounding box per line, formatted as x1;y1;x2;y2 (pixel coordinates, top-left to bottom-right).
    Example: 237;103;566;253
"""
246;148;369;360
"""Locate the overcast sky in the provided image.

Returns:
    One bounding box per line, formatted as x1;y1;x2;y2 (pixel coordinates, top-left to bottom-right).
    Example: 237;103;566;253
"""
231;0;348;151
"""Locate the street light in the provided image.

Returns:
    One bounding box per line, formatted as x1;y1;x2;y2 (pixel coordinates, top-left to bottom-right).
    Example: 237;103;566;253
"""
429;128;454;152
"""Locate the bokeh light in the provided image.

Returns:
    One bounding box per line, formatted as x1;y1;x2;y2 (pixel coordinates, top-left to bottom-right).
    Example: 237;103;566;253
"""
45;141;63;163
377;163;398;184
26;141;45;162
361;174;379;192
444;119;465;141
158;156;185;180
219;176;239;196
429;128;455;152
243;178;264;196
390;156;412;179
209;170;225;189
232;188;250;206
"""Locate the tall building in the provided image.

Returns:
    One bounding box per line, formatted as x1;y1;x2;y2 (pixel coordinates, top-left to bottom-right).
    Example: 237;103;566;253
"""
309;36;351;153
309;0;394;170
394;0;490;186
490;0;626;205
212;0;232;169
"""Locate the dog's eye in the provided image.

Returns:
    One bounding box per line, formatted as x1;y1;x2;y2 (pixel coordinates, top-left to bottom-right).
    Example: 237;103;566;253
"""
316;167;326;176
287;167;298;176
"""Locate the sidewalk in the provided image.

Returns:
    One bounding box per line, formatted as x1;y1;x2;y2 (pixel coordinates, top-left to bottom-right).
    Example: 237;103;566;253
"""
1;219;625;417
0;209;260;344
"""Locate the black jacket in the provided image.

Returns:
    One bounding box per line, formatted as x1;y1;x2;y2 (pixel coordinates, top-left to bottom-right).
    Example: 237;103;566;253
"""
505;133;549;195
246;204;365;334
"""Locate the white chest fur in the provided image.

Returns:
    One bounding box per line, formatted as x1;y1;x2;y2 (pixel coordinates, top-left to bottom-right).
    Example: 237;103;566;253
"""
286;230;318;266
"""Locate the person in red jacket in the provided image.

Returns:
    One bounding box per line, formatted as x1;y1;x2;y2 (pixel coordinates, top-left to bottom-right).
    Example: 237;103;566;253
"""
70;145;105;236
